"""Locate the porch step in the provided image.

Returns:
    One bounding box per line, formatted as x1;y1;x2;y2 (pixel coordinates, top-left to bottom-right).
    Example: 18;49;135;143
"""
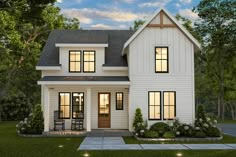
87;129;133;137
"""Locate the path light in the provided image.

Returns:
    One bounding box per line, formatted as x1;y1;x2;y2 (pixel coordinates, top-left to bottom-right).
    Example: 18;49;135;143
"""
58;145;64;148
83;153;89;157
176;153;183;157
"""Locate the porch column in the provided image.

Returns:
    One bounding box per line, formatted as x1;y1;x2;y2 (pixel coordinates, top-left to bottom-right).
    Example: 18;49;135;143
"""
86;88;91;132
43;86;50;132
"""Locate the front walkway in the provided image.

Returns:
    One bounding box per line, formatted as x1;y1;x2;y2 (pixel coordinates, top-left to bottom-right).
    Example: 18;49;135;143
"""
78;137;236;150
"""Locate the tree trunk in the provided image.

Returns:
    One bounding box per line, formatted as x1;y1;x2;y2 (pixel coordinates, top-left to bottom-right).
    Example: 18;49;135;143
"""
217;97;221;118
228;103;235;120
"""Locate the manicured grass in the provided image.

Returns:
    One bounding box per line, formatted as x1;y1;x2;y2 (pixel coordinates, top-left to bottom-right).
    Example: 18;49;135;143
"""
123;134;236;144
0;121;236;157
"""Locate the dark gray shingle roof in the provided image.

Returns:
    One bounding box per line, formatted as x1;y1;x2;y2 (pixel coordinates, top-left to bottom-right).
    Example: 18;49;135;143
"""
38;30;134;67
40;76;129;81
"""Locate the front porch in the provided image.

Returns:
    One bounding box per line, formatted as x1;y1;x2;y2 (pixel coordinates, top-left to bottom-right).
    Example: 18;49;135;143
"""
41;83;130;133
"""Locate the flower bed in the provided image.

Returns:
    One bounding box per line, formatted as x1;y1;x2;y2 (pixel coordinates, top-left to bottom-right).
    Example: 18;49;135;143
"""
133;105;222;140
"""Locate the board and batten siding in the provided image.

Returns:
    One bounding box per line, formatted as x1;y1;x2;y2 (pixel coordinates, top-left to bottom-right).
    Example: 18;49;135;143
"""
42;47;128;77
46;86;128;130
128;14;195;130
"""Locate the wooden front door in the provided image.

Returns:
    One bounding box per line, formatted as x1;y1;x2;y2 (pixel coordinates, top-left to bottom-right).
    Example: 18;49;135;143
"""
98;93;110;128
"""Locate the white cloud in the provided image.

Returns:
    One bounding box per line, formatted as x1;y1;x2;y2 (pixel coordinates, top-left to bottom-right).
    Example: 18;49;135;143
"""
115;0;134;4
179;9;199;21
90;24;113;29
61;8;148;25
56;0;63;3
138;0;171;8
175;3;181;8
179;0;192;4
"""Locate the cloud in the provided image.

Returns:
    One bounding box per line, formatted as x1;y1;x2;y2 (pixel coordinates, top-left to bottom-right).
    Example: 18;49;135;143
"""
61;8;147;24
56;0;63;3
90;24;113;29
179;0;192;4
179;9;199;21
75;0;82;3
114;0;134;4
175;3;181;8
138;0;171;8
61;9;93;24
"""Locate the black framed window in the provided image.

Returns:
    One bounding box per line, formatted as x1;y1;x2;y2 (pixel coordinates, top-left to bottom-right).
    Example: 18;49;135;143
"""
69;51;81;72
72;92;84;119
148;91;161;120
155;47;168;73
59;93;70;119
83;51;95;73
163;91;176;120
116;92;123;110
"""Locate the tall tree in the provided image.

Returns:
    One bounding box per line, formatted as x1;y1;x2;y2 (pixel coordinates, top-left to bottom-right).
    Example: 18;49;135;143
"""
0;0;79;121
130;20;145;31
193;0;236;120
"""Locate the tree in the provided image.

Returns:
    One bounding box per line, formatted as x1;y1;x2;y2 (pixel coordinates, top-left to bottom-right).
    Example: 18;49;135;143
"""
193;0;236;120
130;20;145;31
0;0;79;121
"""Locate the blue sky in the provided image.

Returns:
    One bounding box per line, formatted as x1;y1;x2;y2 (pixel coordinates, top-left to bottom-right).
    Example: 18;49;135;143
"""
56;0;200;29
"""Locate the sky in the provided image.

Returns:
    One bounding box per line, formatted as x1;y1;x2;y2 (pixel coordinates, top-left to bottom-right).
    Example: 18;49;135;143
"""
56;0;200;29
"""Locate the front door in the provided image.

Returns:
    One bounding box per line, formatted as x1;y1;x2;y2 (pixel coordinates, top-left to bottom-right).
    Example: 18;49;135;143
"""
98;93;110;128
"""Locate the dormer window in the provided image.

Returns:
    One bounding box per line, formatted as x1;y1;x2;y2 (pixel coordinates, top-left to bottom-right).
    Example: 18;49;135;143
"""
83;51;95;73
69;51;81;72
155;47;168;73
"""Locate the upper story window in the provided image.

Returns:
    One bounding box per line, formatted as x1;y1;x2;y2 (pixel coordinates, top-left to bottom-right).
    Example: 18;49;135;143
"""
69;51;81;72
83;51;95;73
155;47;168;73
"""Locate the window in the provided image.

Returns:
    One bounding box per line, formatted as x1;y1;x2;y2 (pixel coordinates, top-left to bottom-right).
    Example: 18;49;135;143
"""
163;91;176;120
116;92;123;110
59;93;70;119
72;92;84;119
69;51;81;72
83;51;95;73
155;47;168;73
148;91;161;120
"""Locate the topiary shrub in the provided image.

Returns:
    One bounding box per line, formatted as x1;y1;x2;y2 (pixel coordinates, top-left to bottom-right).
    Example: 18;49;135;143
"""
206;127;221;137
133;108;147;136
31;104;44;134
150;122;170;137
195;131;207;138
144;130;159;138
163;131;175;138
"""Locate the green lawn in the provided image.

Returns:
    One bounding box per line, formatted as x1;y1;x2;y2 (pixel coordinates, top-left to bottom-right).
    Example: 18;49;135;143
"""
0;121;236;157
123;134;236;144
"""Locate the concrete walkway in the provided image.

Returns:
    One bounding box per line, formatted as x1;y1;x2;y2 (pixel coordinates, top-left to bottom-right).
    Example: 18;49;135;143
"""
78;137;236;150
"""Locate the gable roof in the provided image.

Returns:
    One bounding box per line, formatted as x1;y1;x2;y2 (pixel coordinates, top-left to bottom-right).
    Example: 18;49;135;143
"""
122;8;201;55
38;30;134;67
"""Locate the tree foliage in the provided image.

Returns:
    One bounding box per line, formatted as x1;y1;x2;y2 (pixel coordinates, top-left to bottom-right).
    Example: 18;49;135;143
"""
0;0;79;121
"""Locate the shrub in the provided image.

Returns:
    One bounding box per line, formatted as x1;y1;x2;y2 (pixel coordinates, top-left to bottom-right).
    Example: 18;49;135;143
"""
195;131;207;138
31;104;44;134
16;104;44;135
170;118;182;133
150;122;170;137
144;130;159;138
206;127;221;137
133;108;147;136
178;124;195;137
1;92;31;120
163;131;175;138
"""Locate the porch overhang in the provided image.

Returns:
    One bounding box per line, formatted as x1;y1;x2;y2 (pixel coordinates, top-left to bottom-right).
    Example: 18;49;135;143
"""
37;76;130;86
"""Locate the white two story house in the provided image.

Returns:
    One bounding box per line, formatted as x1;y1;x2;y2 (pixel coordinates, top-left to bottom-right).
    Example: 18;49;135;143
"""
36;8;201;132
